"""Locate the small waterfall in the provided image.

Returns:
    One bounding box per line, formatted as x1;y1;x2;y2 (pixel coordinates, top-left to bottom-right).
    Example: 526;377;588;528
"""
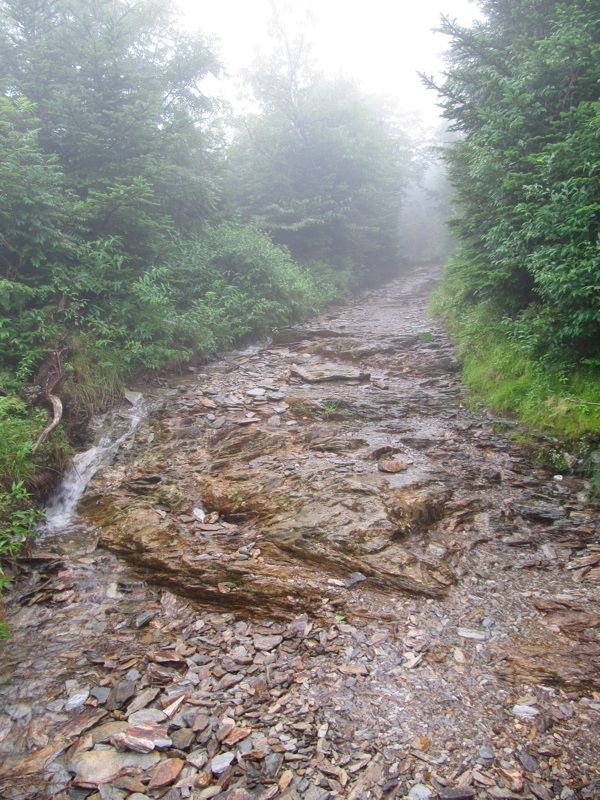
42;393;150;534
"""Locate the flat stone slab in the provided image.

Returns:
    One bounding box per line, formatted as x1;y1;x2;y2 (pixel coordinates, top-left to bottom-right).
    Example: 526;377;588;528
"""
291;363;370;383
70;749;160;785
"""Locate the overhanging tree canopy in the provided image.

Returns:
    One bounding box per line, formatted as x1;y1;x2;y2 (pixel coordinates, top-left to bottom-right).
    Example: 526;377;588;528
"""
425;0;600;363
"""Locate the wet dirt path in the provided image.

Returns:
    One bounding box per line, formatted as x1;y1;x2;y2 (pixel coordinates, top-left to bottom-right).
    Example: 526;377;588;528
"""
1;265;599;800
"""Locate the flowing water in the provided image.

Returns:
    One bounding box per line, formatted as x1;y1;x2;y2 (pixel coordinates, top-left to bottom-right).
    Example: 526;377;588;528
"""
39;394;156;551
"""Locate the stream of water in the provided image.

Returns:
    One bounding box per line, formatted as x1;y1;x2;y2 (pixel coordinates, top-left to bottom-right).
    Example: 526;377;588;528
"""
39;393;153;544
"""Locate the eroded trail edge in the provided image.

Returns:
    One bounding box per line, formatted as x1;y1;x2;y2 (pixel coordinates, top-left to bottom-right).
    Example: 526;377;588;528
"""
1;266;599;800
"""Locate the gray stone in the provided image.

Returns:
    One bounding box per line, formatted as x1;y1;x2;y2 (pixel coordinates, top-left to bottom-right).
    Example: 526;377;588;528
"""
124;390;143;406
128;708;167;727
91;687;111;704
186;748;208;769
512;704;540;718
210;751;235;774
408;784;433;800
106;681;136;711
65;688;90;711
291;363;369;383
264;751;284;777
518;750;539;772
457;627;487;641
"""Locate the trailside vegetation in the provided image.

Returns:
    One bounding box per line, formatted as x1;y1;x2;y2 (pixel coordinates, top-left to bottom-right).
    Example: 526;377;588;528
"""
0;0;415;586
227;23;411;288
425;0;600;440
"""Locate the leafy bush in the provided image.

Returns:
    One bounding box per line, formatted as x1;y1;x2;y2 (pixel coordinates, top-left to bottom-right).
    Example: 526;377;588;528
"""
0;481;41;564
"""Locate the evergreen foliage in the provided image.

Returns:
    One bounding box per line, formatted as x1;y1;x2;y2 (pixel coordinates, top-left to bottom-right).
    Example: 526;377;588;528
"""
425;0;600;366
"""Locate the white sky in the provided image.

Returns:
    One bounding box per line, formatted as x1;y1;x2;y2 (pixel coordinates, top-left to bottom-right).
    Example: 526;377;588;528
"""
176;0;481;125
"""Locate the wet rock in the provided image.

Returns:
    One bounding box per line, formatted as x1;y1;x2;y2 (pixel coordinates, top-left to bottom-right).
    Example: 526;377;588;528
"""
290;363;370;383
273;328;346;345
3;265;599;800
124;390;143;406
70;749;160;785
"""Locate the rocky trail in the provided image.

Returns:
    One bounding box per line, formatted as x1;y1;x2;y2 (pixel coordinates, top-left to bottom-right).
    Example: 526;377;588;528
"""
0;265;599;800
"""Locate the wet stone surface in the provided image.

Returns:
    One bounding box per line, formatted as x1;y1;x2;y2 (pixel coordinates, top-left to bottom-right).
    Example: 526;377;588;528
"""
1;265;599;799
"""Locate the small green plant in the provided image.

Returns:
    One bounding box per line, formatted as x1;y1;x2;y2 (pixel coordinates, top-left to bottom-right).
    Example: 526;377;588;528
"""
321;400;341;415
0;481;43;561
418;331;434;343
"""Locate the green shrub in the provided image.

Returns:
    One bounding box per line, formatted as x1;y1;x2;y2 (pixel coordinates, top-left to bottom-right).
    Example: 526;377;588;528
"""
436;296;600;439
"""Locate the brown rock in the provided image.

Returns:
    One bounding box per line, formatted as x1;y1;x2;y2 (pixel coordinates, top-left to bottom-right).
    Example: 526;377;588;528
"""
148;757;185;788
113;725;172;753
222;726;252;746
125;688;160;716
378;459;408;473
253;634;283;651
70;749;160;786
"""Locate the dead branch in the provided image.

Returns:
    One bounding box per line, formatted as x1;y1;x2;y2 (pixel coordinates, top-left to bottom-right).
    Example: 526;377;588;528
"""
31;351;68;454
32;392;63;454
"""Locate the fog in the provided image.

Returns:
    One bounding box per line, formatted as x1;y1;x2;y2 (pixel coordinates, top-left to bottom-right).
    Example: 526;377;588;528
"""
177;0;481;124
